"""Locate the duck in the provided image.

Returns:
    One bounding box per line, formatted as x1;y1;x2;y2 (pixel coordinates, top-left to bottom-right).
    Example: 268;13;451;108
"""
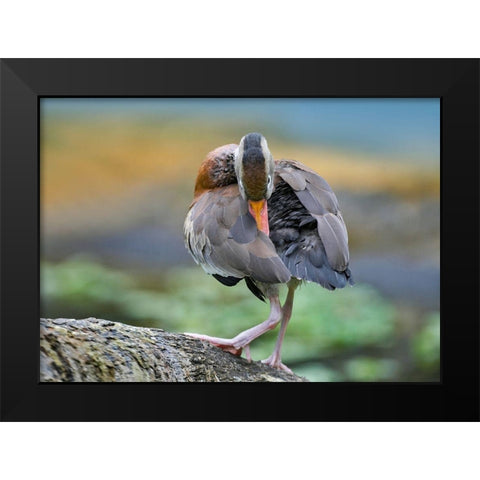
183;132;353;372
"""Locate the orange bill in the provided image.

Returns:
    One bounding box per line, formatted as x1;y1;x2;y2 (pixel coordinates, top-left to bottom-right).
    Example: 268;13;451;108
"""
248;199;269;236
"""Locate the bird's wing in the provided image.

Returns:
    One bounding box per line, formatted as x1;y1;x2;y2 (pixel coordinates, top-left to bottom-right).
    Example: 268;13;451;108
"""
184;184;291;284
275;159;350;272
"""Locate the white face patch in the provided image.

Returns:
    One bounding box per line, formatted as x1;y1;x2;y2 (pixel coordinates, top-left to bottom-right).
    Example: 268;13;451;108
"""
234;143;243;165
260;135;270;158
238;179;246;198
234;141;245;199
260;136;275;198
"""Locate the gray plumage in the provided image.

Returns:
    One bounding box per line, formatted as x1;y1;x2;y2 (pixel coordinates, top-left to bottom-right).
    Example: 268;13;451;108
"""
184;184;291;285
269;160;352;290
184;156;353;295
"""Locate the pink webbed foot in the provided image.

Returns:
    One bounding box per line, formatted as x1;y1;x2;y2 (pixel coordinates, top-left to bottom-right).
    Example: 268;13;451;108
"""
261;354;293;374
184;332;243;356
185;295;284;363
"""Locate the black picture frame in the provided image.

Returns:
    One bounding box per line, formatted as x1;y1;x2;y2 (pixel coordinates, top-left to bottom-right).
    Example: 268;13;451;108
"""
1;58;478;422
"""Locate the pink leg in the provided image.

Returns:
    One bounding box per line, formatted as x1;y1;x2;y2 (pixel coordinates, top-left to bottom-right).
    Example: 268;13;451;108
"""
185;295;283;357
262;280;299;372
244;344;252;362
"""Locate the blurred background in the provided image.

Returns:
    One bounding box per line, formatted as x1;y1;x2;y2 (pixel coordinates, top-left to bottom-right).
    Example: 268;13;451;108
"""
40;98;440;382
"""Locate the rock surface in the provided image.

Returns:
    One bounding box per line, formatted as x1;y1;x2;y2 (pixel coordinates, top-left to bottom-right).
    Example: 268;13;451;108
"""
40;317;308;382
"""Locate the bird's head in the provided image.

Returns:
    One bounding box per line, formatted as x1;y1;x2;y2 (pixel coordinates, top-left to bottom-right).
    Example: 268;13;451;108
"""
234;133;274;236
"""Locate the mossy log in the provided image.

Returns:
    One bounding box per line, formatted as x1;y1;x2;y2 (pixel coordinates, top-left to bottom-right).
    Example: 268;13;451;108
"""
40;317;308;382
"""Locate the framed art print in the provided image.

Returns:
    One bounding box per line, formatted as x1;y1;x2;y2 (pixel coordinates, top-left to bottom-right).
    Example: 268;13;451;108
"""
1;58;478;421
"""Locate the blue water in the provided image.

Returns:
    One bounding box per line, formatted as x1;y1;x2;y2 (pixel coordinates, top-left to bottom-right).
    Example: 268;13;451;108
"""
42;98;440;164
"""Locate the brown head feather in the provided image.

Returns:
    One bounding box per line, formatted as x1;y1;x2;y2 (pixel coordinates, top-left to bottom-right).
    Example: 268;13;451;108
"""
242;162;268;200
194;144;238;199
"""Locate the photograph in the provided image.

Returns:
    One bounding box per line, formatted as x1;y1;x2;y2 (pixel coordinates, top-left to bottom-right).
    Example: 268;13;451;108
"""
39;97;440;383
